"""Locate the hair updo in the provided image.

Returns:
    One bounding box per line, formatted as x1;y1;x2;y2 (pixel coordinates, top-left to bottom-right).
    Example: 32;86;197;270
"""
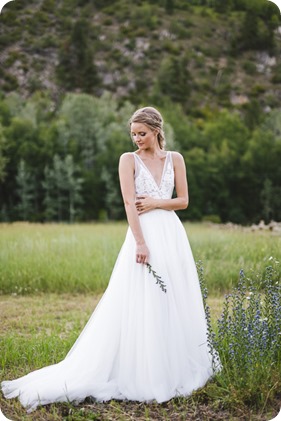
129;106;166;150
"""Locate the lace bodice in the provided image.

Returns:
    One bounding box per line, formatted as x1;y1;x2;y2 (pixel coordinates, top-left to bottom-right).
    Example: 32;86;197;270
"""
134;152;174;199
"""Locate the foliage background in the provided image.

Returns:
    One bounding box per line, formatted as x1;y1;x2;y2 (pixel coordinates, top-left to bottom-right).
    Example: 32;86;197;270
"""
0;0;281;223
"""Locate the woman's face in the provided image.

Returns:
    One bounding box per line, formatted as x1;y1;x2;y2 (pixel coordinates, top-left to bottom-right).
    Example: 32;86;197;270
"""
130;123;158;150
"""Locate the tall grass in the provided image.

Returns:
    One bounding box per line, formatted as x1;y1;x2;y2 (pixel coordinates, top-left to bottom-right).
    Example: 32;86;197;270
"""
0;222;125;295
0;222;280;295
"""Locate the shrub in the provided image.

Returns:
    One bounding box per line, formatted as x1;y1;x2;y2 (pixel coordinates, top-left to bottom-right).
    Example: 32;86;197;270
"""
169;20;192;39
251;84;266;96
242;60;257;75
271;64;281;84
103;17;113;26
3;51;23;68
41;0;55;13
199;259;281;408
202;214;221;224
3;73;18;91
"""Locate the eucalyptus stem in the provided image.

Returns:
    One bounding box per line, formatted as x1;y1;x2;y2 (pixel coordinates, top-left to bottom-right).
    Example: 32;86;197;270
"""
146;263;167;293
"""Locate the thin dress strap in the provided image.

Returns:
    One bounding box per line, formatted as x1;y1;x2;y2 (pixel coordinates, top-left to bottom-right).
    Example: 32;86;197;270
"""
133;152;141;179
133;151;171;182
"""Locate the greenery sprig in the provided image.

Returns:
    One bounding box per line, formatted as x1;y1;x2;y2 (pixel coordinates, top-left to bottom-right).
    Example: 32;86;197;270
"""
146;263;167;293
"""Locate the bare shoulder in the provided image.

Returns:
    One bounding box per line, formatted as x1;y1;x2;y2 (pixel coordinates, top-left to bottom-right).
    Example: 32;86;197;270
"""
119;152;134;163
170;151;185;165
120;152;134;159
119;152;135;169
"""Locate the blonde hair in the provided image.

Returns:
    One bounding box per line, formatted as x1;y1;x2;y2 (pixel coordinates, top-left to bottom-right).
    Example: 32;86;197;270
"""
129;106;166;150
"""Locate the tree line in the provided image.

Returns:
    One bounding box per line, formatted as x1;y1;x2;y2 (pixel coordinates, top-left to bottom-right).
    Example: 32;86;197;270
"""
0;91;280;224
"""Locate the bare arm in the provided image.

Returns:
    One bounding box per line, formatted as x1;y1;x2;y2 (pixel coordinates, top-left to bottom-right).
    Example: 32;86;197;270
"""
135;152;189;214
119;153;149;263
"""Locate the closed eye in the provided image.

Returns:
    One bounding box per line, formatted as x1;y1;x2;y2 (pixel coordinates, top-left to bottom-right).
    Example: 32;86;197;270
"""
131;132;146;137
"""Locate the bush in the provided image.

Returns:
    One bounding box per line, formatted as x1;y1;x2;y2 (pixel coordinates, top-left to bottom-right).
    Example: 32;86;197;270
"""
199;260;281;409
202;214;221;224
2;73;18;92
41;0;55;13
251;84;266;96
271;63;281;84
3;51;23;68
242;60;257;75
169;20;192;39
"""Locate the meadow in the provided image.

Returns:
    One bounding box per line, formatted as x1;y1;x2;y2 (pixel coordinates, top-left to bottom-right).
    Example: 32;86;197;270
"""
0;222;280;420
0;222;280;295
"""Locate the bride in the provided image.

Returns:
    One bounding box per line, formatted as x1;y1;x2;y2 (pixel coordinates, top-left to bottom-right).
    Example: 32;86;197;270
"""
1;106;217;412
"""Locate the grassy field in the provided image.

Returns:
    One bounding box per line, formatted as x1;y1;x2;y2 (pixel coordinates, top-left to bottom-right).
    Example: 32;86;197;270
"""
0;222;280;295
0;294;279;421
0;222;280;420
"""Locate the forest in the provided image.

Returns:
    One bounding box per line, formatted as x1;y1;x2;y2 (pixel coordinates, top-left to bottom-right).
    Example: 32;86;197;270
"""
0;0;281;224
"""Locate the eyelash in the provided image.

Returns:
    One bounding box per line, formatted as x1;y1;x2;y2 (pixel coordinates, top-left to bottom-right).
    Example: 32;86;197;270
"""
132;133;146;137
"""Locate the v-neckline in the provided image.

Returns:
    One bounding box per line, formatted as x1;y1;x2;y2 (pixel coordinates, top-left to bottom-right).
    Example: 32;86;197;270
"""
134;152;169;189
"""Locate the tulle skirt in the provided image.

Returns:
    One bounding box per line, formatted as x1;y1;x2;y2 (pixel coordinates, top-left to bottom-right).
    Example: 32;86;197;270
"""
1;210;215;412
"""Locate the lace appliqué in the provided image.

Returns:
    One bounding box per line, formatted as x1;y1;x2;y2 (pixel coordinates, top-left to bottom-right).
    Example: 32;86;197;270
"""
134;153;174;200
159;161;174;199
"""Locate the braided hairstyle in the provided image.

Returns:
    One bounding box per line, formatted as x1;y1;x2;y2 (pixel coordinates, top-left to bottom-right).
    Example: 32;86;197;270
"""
129;106;166;150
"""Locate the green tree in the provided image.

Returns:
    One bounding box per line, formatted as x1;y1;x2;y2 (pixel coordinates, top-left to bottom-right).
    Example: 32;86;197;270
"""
56;19;100;93
242;111;281;222
213;0;234;13
57;93;135;220
42;165;57;222
232;1;279;52
57;93;103;169
16;159;35;220
182;147;207;220
64;155;84;222
260;178;273;223
0;123;8;182
165;0;174;14
202;111;250;222
1;117;38;220
155;56;192;107
100;123;132;219
43;154;84;222
161;101;204;151
0;97;11;126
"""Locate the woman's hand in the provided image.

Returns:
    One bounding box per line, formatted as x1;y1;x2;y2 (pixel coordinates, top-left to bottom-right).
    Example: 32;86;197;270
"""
135;195;157;215
136;242;149;264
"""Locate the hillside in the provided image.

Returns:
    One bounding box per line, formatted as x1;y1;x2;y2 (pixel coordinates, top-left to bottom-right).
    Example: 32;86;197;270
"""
0;0;281;225
0;0;281;117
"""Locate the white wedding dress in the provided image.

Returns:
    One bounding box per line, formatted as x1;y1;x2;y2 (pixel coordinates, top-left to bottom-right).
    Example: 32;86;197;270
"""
1;152;216;412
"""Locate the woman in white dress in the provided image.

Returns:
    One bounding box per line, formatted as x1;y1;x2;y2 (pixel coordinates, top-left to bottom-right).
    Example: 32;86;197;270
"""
1;106;215;412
